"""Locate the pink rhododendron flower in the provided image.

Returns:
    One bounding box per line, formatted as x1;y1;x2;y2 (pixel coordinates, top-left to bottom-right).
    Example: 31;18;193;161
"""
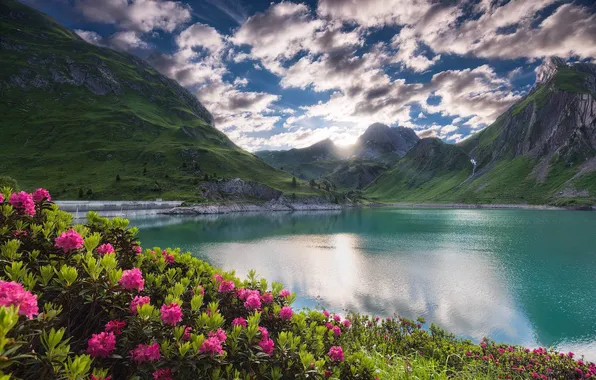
90;375;112;380
54;229;84;253
133;245;142;255
96;243;115;256
208;328;227;342
200;337;223;355
160;302;183;326
9;191;35;216
161;250;175;264
183;326;192;340
105;320;126;335
244;293;261;310
232;317;247;327
31;188;51;202
0;193;4;203
153;368;173;380
325;322;333;330
0;281;38;319
280;306;293;320
258;337;274;355
279;289;290;297
328;346;344;361
194;285;205;296
213;274;223;283
218;280;235;293
119;268;144;292
130;295;150;314
324;370;332;377
332;326;341;336
261;292;273;304
342;319;351;328
323;310;330;318
131;343;161;363
258;326;269;339
333;314;341;322
86;332;116;358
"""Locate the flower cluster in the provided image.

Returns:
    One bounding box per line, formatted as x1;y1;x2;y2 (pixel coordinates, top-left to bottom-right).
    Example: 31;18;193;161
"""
87;332;116;358
160;303;182;326
54;229;84;253
0;281;38;319
131;343;161;363
31;188;51;202
119;268;144;292
8;191;35;216
130;295;150;314
96;243;115;256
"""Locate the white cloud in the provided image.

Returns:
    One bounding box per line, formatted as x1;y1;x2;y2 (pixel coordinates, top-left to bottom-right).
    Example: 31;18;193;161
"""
75;29;103;44
176;23;225;52
109;31;151;51
75;0;192;33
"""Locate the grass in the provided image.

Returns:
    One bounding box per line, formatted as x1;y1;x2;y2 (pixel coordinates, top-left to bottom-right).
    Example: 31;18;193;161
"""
0;0;318;200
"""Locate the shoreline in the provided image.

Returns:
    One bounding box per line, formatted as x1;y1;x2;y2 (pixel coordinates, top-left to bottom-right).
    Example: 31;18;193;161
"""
55;199;595;217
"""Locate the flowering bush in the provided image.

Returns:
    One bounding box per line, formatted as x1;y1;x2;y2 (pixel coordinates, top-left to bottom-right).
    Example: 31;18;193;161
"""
0;187;372;379
0;186;594;379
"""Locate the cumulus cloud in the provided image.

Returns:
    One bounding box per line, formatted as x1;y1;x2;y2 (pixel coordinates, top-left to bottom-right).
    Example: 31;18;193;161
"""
75;29;151;52
75;0;191;33
175;23;225;52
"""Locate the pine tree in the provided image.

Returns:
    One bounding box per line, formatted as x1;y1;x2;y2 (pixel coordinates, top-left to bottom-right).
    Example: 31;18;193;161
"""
116;174;121;182
291;177;297;188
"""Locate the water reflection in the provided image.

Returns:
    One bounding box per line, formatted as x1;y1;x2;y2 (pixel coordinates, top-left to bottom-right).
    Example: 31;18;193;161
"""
132;208;596;359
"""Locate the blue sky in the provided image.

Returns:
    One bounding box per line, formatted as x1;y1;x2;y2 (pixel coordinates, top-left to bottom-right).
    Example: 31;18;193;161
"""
25;0;596;151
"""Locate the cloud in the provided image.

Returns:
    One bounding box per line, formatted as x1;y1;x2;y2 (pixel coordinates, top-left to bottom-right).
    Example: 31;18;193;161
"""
317;0;433;27
205;0;248;24
75;29;151;52
232;2;324;74
75;0;191;33
175;23;225;52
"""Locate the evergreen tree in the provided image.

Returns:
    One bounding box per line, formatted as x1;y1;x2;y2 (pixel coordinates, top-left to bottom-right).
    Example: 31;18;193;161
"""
116;174;121;182
291;177;297;188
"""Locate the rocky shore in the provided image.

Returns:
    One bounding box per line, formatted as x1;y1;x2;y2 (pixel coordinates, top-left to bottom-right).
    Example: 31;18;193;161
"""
163;196;344;215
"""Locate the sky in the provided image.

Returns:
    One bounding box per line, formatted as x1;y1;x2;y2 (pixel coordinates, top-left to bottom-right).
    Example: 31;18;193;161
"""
23;0;596;151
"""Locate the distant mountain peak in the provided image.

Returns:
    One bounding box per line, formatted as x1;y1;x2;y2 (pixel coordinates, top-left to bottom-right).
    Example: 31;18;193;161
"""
535;56;567;86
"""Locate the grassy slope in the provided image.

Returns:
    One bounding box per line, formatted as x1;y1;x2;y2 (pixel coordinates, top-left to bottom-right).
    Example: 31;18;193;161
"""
0;0;317;200
367;66;596;205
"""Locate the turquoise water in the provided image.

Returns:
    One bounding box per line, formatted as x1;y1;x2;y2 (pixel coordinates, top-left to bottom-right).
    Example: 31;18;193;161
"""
131;208;596;358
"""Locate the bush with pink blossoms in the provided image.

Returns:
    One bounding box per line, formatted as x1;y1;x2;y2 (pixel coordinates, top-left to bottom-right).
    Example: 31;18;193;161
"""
31;188;51;202
8;191;35;216
96;243;115;256
0;187;593;380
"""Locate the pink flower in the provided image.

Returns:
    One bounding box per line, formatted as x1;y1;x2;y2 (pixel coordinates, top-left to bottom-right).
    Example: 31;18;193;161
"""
258;326;269;339
568;352;575;358
183;326;192;340
31;188;51;202
342;319;351;328
333;314;341;322
218;280;235;293
54;229;84;253
105;320;126;335
324;370;332;377
328;346;344;361
133;246;142;255
261;292;273;304
87;332;116;358
258;337;274;355
200;337;223;355
325;323;333;330
161;250;175;264
91;375;112;380
131;343;161;363
323;310;330;318
153;368;173;380
232;317;247;327
280;289;290;297
280;306;293;320
160;303;183;326
119;268;144;292
0;193;4;203
130;295;150;314
213;274;223;283
332;326;341;336
0;281;38;319
96;243;115;256
244;293;261;310
9;191;35;216
208;328;227;342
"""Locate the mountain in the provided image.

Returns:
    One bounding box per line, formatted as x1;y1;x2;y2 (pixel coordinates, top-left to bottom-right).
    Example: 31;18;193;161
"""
368;57;596;206
255;123;419;187
0;0;315;200
352;123;420;161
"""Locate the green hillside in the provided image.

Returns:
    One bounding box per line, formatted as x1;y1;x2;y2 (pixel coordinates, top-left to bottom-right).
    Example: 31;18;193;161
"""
367;60;596;206
0;0;316;200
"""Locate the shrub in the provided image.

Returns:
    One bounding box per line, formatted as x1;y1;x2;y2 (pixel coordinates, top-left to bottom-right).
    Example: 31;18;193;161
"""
0;186;374;379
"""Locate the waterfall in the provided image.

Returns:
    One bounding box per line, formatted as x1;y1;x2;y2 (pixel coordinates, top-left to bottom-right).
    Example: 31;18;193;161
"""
470;158;477;176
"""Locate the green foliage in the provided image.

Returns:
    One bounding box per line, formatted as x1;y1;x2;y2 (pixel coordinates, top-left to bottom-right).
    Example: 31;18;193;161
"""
0;177;18;192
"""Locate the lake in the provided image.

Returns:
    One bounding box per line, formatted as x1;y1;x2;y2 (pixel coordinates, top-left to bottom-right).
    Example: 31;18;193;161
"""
130;207;596;359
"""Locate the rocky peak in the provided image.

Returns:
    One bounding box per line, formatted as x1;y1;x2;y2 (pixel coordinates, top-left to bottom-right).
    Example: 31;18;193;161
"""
534;56;567;86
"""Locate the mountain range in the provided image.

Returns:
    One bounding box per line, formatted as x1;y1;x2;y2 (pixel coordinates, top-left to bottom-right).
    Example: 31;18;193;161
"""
1;0;595;206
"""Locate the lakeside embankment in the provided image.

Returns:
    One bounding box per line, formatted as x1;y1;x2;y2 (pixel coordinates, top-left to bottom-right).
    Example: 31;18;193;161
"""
56;199;595;217
55;200;183;218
